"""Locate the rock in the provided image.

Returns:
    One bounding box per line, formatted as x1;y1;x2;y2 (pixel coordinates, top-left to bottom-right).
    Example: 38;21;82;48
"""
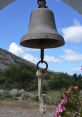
18;89;25;94
0;48;35;69
80;90;82;96
9;89;18;95
0;89;4;94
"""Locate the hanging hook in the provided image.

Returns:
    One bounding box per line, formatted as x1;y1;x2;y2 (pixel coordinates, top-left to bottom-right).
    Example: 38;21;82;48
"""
37;0;47;8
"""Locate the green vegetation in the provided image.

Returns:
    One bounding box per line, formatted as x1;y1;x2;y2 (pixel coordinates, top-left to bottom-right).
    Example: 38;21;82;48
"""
0;63;82;90
0;63;37;90
0;90;61;105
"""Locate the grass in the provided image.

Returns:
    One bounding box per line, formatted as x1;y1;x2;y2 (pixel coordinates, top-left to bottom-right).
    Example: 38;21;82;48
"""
26;90;62;105
46;90;61;97
0;90;62;105
31;90;61;96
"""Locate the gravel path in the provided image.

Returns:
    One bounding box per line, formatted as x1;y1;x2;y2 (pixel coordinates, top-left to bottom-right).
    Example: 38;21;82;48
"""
0;107;54;117
0;101;54;117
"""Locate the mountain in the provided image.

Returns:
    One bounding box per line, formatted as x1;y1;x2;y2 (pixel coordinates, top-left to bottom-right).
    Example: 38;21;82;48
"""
0;49;77;91
0;48;35;69
0;48;37;90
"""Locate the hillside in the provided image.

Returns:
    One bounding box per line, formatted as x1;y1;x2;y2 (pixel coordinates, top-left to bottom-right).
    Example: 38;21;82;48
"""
0;48;37;90
0;48;82;90
0;48;35;69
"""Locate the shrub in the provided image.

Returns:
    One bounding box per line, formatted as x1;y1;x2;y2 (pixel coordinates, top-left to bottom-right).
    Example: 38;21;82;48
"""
54;86;82;117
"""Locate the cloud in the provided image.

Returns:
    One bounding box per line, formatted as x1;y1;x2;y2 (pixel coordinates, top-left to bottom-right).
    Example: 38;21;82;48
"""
9;42;62;64
72;67;81;72
44;55;62;63
62;49;82;62
73;19;81;26
9;42;39;63
62;19;82;42
9;42;25;57
23;54;39;63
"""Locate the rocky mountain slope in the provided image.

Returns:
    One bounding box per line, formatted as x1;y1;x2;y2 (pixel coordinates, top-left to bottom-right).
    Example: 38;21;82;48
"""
0;48;35;69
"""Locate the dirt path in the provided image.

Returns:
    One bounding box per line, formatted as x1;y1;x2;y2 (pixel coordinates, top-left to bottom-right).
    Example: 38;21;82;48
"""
0;101;54;117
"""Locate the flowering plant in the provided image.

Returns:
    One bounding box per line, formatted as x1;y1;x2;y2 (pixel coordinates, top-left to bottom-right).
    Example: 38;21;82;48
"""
54;86;82;117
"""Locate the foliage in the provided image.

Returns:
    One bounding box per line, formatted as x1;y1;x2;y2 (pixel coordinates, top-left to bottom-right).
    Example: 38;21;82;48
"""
0;63;37;90
0;63;82;90
0;92;17;101
54;86;82;117
47;73;74;90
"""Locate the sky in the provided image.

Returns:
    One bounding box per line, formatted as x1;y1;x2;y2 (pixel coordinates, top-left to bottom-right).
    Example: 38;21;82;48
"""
0;0;82;75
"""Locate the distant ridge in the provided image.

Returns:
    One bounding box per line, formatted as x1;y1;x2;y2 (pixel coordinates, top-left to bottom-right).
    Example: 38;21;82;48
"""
0;48;35;69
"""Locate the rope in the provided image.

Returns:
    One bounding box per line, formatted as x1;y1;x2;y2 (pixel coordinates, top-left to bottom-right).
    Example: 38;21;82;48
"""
36;69;47;114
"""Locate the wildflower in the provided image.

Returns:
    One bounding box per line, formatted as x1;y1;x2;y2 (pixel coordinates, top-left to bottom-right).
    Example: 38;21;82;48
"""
63;91;70;100
68;86;78;93
54;101;65;117
54;86;82;117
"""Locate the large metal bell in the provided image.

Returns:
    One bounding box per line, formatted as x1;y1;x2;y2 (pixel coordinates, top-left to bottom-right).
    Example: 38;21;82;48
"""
20;8;65;49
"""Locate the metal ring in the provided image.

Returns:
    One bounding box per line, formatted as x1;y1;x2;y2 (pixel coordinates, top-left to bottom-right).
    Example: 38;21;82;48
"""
37;60;48;70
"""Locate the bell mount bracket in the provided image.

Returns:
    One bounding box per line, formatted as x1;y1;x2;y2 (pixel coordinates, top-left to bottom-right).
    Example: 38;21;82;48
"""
37;0;47;8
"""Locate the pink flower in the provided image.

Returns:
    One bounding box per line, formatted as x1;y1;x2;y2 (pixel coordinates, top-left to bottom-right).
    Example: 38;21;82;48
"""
63;91;70;99
54;101;65;117
54;108;60;117
68;86;78;93
60;99;67;106
54;86;80;117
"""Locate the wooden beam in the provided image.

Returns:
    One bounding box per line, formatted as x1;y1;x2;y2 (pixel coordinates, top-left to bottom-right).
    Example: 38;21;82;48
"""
0;0;15;9
63;0;82;14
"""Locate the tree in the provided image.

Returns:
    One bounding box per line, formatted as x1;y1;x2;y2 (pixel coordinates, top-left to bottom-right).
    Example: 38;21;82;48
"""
0;63;37;90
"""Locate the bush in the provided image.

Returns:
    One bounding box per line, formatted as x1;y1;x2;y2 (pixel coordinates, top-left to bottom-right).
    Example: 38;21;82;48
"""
54;86;82;117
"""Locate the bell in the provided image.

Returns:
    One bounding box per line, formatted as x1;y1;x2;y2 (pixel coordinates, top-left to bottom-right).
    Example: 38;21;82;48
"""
20;8;65;49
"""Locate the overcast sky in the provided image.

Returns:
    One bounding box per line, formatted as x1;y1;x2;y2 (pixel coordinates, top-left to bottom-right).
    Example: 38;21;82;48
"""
0;0;82;75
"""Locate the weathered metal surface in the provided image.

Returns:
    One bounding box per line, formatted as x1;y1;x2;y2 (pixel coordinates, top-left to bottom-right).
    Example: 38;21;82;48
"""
20;8;65;49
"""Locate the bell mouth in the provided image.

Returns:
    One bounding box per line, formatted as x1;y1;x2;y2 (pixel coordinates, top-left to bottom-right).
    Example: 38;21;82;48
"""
20;33;65;49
